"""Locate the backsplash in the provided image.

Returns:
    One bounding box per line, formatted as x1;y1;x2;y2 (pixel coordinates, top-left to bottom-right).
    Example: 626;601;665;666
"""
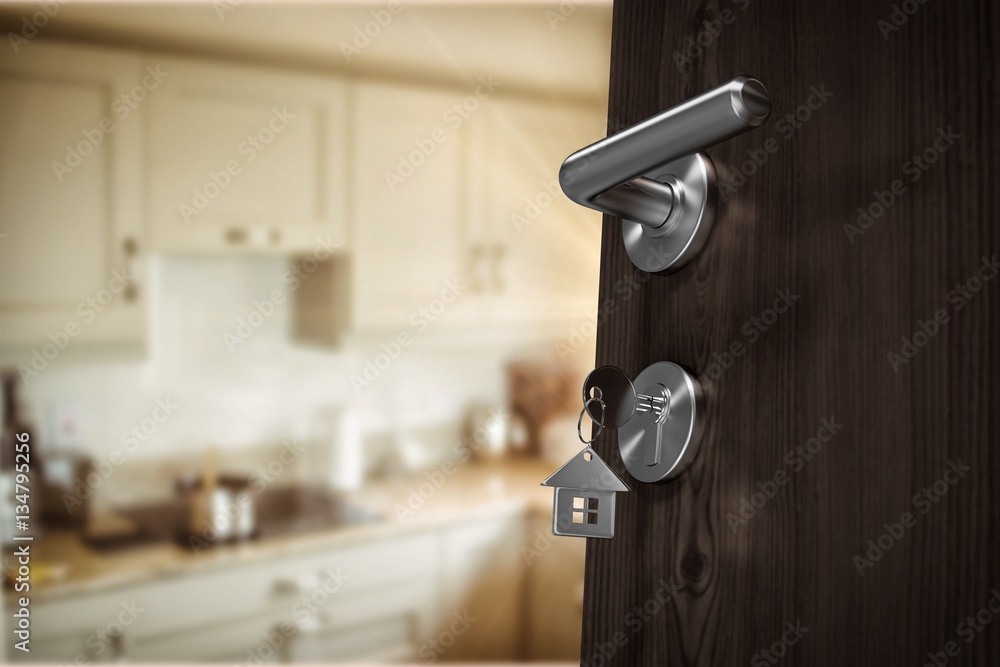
17;254;515;509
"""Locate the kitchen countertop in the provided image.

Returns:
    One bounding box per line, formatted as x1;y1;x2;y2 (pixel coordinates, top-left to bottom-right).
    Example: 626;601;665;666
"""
5;459;556;603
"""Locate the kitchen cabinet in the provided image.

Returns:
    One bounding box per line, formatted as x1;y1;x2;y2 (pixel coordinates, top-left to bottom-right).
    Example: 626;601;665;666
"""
351;81;466;331
4;510;544;664
128;570;437;664
146;56;348;254
461;95;605;326
440;511;526;661
134;531;438;661
524;508;586;660
281;579;436;663
351;83;603;337
0;41;145;353
7;530;442;664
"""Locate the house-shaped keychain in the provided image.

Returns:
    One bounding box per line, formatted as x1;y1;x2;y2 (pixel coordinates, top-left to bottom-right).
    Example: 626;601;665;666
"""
541;447;629;539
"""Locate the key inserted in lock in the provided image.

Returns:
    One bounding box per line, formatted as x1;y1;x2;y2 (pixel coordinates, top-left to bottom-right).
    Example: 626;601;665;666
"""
582;362;705;484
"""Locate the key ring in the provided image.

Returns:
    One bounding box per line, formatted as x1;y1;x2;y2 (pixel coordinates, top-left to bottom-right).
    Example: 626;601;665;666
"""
577;387;607;445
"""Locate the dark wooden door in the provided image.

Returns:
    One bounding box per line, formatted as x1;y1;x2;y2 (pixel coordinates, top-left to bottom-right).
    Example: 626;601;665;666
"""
583;1;999;665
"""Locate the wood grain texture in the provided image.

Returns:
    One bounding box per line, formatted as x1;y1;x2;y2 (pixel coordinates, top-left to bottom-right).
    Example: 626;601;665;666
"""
582;1;999;665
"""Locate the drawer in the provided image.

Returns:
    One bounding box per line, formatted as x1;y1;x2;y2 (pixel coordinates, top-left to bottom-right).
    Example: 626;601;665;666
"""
439;512;526;661
126;531;438;640
128;609;283;663
127;577;438;662
15;588;149;647
6;632;90;663
25;531;437;644
443;511;525;572
284;578;438;663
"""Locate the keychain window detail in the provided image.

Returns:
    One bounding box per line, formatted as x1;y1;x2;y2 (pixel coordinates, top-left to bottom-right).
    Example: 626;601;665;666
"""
572;496;600;524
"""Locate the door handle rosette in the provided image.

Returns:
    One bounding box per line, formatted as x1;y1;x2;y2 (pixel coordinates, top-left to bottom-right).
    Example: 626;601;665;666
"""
560;76;770;273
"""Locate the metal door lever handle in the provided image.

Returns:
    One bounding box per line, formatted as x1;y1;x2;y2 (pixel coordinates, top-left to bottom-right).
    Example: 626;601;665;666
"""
559;76;770;273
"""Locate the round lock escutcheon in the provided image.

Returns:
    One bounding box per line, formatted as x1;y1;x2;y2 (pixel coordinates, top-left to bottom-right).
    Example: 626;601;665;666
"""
617;362;706;484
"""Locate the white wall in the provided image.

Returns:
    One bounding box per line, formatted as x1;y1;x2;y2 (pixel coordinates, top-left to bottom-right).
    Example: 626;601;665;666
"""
19;253;551;507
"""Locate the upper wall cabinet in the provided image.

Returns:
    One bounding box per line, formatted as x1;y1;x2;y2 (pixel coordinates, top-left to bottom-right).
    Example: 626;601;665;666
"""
351;81;465;331
351;82;604;336
463;94;605;324
146;57;348;254
0;41;145;354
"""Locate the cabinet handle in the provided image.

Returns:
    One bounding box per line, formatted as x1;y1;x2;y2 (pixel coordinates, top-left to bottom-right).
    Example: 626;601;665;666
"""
122;236;139;303
273;578;303;596
490;244;506;293
273;572;324;596
559;76;770;274
468;244;487;293
225;227;247;245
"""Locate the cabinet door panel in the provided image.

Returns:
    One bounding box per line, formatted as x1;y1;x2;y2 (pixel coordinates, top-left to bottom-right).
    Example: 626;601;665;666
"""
284;581;436;663
465;96;604;325
5;632;88;663
525;510;585;660
128;610;283;663
441;512;525;661
159;96;316;220
0;79;107;306
147;57;346;253
352;82;464;330
0;42;144;352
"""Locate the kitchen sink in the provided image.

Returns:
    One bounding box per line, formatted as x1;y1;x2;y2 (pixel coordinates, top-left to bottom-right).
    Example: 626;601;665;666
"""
255;485;382;539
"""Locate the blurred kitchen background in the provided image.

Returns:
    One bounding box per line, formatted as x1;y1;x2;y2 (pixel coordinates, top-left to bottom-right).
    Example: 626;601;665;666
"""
0;0;610;664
